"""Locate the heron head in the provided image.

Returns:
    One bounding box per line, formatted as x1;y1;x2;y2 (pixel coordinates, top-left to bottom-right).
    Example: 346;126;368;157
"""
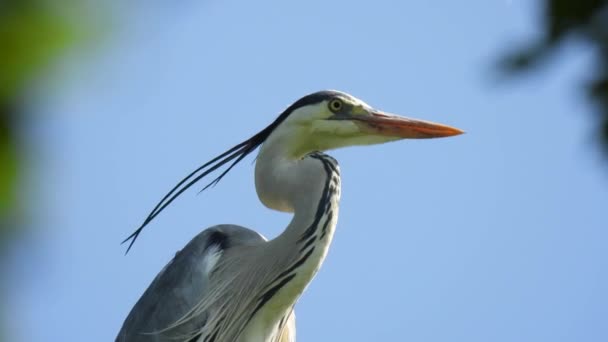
122;90;463;251
264;90;463;158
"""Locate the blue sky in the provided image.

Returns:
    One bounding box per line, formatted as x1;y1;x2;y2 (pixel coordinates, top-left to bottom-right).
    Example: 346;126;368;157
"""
7;0;608;341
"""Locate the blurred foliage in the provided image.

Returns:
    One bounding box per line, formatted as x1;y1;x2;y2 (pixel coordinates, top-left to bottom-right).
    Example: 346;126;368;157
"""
0;2;76;102
0;0;79;241
1;1;83;340
501;0;608;157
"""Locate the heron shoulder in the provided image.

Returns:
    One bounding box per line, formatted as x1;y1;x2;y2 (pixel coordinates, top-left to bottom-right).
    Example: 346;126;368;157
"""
116;224;267;342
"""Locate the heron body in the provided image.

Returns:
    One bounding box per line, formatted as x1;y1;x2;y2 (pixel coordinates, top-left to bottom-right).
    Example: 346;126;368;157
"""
117;90;462;341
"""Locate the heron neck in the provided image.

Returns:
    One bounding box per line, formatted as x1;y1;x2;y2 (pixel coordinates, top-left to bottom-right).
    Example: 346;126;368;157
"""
247;145;340;338
254;144;341;249
277;154;341;245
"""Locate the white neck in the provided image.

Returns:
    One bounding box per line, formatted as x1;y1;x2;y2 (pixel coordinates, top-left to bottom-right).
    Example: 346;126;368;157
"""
249;139;341;336
255;140;341;241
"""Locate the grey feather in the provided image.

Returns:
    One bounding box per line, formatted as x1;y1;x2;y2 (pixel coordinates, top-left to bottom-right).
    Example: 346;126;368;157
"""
116;224;293;342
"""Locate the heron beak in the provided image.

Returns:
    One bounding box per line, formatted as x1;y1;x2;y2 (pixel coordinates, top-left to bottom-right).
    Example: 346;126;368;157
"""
355;110;464;139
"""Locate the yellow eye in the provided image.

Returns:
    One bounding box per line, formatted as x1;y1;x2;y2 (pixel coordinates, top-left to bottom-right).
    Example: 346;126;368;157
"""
328;98;343;112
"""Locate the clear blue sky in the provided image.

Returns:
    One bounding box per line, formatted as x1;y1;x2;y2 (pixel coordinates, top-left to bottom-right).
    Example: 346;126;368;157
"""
7;0;608;341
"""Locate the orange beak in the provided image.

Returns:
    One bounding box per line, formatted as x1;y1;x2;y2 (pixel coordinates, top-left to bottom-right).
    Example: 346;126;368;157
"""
354;110;464;139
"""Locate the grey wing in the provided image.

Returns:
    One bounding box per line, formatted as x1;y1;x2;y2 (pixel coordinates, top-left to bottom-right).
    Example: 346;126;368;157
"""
116;224;269;342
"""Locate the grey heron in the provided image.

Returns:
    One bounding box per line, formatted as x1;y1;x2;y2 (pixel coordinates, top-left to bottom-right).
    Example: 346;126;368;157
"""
117;90;462;342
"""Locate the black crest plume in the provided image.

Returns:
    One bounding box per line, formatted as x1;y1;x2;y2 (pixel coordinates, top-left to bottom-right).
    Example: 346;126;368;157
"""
122;91;340;253
121;124;272;253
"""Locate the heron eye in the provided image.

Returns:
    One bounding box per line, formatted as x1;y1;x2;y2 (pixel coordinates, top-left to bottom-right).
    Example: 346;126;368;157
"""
328;99;343;112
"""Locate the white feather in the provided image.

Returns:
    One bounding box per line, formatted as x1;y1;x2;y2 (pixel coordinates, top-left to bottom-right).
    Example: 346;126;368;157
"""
203;245;223;276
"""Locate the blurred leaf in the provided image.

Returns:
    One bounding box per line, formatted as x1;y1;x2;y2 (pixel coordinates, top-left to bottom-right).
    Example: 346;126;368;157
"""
500;0;608;158
0;1;85;240
0;2;95;341
545;0;605;41
0;2;78;104
0;105;18;231
499;42;549;72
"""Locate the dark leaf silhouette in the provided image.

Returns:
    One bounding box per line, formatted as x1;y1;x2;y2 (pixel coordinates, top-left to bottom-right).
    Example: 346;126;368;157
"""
501;0;608;157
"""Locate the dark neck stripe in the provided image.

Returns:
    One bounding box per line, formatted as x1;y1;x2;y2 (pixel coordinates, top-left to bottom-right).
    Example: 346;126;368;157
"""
310;151;339;175
297;154;335;243
247;273;296;321
320;210;334;240
299;234;317;252
272;247;316;284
